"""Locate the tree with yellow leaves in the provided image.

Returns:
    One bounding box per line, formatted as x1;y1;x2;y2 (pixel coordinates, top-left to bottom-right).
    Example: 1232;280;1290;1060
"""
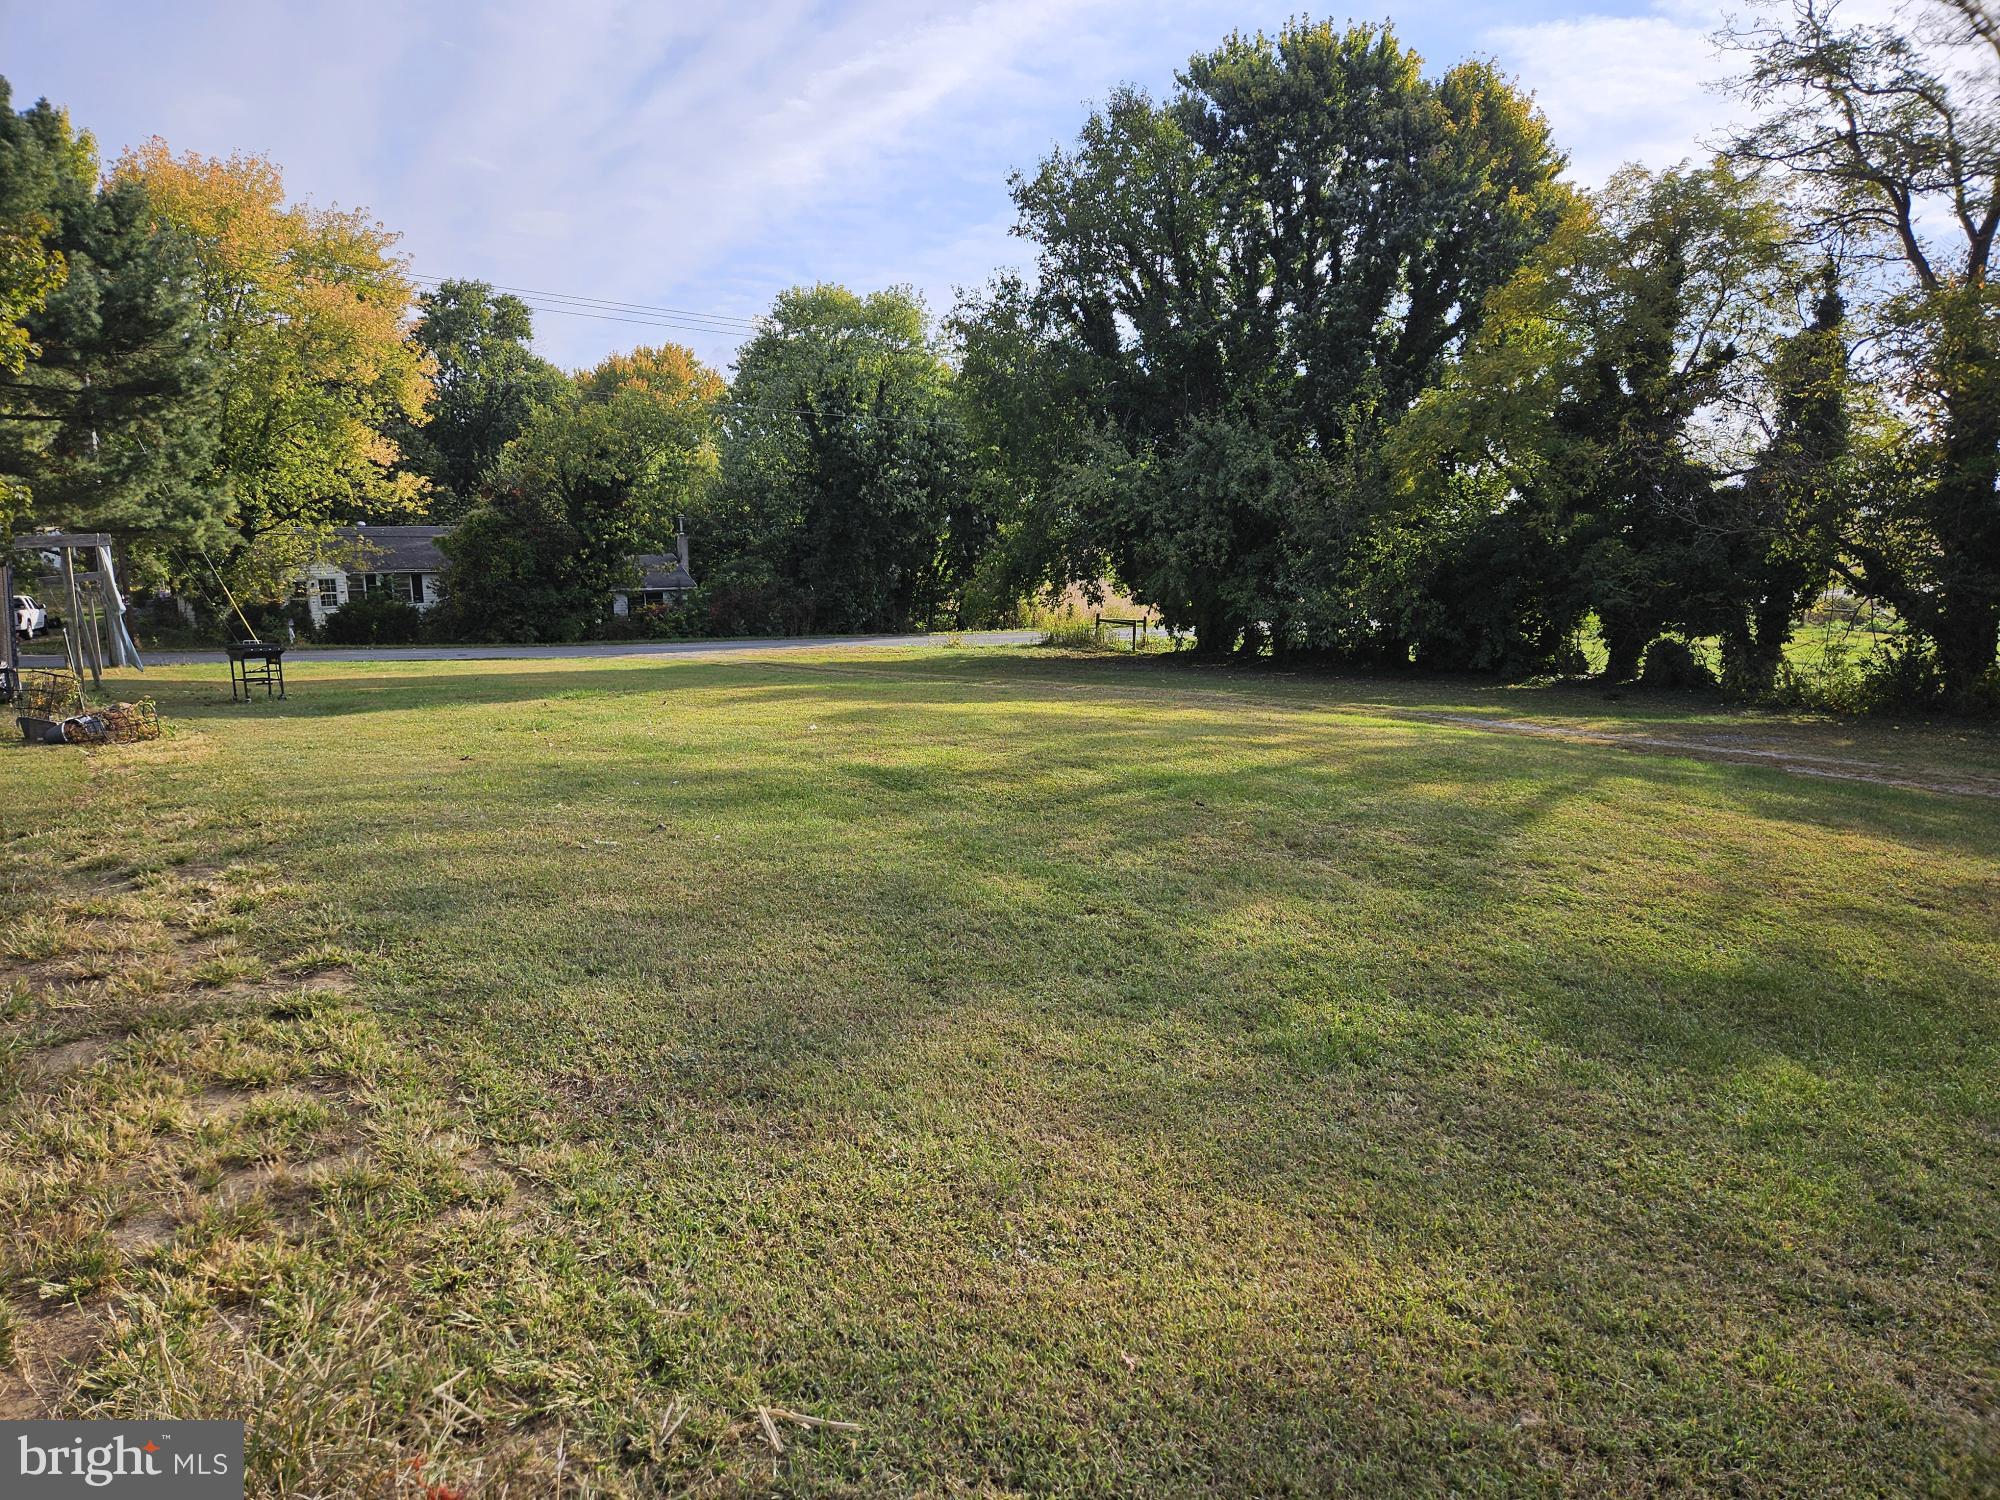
577;342;725;409
113;141;433;594
433;343;724;640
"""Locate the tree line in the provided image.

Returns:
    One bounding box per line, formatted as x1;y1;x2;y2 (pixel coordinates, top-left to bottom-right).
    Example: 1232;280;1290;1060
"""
2;0;1995;706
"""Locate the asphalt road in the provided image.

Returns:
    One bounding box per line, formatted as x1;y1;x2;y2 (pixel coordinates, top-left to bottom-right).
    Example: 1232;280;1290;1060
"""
18;629;1040;668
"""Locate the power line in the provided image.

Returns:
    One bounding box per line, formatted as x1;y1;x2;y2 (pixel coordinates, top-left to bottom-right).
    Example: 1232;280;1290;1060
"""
511;301;760;339
501;287;760;329
410;273;762;333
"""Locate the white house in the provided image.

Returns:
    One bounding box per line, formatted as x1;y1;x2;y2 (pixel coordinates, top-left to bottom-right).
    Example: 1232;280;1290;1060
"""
293;520;695;631
292;525;448;631
609;524;696;617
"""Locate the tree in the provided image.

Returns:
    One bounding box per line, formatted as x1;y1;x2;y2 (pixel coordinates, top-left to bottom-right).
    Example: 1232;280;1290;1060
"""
1176;25;1573;443
707;285;973;635
393;279;566;514
112;141;431;595
1391;165;1801;680
438;343;722;641
0;81;88;534
0;86;219;568
577;342;723;409
949;272;1116;616
1725;0;2000;705
990;21;1571;652
0;80;82;381
1722;268;1852;690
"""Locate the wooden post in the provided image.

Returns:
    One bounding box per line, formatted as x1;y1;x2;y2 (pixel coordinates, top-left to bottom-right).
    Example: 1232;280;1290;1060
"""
61;545;94;688
87;587;106;678
0;555;15;700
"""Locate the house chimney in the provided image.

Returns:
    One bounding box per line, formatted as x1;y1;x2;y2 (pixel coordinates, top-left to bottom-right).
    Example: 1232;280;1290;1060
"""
675;515;690;578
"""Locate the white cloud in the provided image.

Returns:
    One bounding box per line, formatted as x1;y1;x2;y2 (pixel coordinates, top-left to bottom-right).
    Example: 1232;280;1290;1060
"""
46;0;1930;368
11;0;1143;369
1485;3;1742;185
368;0;1133;369
1486;0;1923;188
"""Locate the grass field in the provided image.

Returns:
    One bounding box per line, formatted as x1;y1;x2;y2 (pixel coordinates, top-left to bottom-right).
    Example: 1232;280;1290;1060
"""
2;647;1996;1497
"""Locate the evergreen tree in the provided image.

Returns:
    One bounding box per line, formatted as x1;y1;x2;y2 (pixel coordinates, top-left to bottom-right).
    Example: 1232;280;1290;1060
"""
0;84;218;568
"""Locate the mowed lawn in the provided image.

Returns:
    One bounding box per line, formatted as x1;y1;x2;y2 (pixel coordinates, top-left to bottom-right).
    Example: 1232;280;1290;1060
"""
2;648;1996;1497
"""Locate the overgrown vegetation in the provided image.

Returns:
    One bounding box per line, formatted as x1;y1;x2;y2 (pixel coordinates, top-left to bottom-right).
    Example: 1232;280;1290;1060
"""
3;649;1997;1493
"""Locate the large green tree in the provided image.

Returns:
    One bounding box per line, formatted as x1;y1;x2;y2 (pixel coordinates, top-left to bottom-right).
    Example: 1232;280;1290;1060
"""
1722;269;1852;691
1726;0;2000;705
948;273;1114;618
1392;165;1804;681
972;20;1571;652
393;279;567;515
438;343;722;641
705;284;974;635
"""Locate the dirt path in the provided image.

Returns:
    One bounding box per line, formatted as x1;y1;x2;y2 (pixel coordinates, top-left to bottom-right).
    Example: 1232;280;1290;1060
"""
1397;712;2000;799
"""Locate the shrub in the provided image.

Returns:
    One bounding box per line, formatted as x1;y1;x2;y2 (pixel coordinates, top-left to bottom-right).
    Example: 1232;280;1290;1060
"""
593;601;693;641
631;601;695;640
1037;616;1100;650
1775;639;2000;717
322;594;423;646
1638;637;1716;691
594;611;647;642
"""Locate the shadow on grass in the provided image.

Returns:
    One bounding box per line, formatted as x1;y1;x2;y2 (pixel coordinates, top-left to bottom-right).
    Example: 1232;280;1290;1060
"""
95;652;2000;1107
30;648;1994;1491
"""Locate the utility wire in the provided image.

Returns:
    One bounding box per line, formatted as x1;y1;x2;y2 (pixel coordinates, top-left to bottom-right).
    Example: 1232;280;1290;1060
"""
417;276;761;326
409;273;762;332
512;302;759;338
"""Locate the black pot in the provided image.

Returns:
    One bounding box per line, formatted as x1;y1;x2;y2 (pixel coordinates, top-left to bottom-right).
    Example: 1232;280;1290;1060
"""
16;715;64;744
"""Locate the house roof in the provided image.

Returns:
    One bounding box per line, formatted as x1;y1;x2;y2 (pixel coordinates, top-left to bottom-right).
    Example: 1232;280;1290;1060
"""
631;553;696;591
336;524;448;574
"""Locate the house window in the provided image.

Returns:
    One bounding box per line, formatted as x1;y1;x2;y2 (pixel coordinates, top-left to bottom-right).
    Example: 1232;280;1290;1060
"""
358;572;418;603
318;577;339;608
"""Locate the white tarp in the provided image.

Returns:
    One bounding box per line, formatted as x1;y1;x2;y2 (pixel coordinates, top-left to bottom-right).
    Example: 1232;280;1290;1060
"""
93;542;144;672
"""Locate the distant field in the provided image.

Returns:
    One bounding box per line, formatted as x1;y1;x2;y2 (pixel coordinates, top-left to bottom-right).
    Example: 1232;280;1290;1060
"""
3;648;1996;1496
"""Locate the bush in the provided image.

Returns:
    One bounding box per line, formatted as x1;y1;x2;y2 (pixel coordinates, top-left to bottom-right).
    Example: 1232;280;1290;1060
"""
321;594;423;646
597;601;696;641
1774;638;2000;716
1037;616;1100;649
1638;637;1716;691
688;565;817;637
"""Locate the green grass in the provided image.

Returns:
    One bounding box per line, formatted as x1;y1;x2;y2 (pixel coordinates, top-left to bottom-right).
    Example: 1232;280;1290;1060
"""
2;648;1996;1496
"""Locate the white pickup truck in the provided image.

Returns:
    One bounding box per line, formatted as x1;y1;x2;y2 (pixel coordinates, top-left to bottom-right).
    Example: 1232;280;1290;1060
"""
13;593;47;639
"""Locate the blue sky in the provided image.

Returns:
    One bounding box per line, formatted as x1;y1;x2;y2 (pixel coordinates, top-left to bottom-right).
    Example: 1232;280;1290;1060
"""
5;0;1753;374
